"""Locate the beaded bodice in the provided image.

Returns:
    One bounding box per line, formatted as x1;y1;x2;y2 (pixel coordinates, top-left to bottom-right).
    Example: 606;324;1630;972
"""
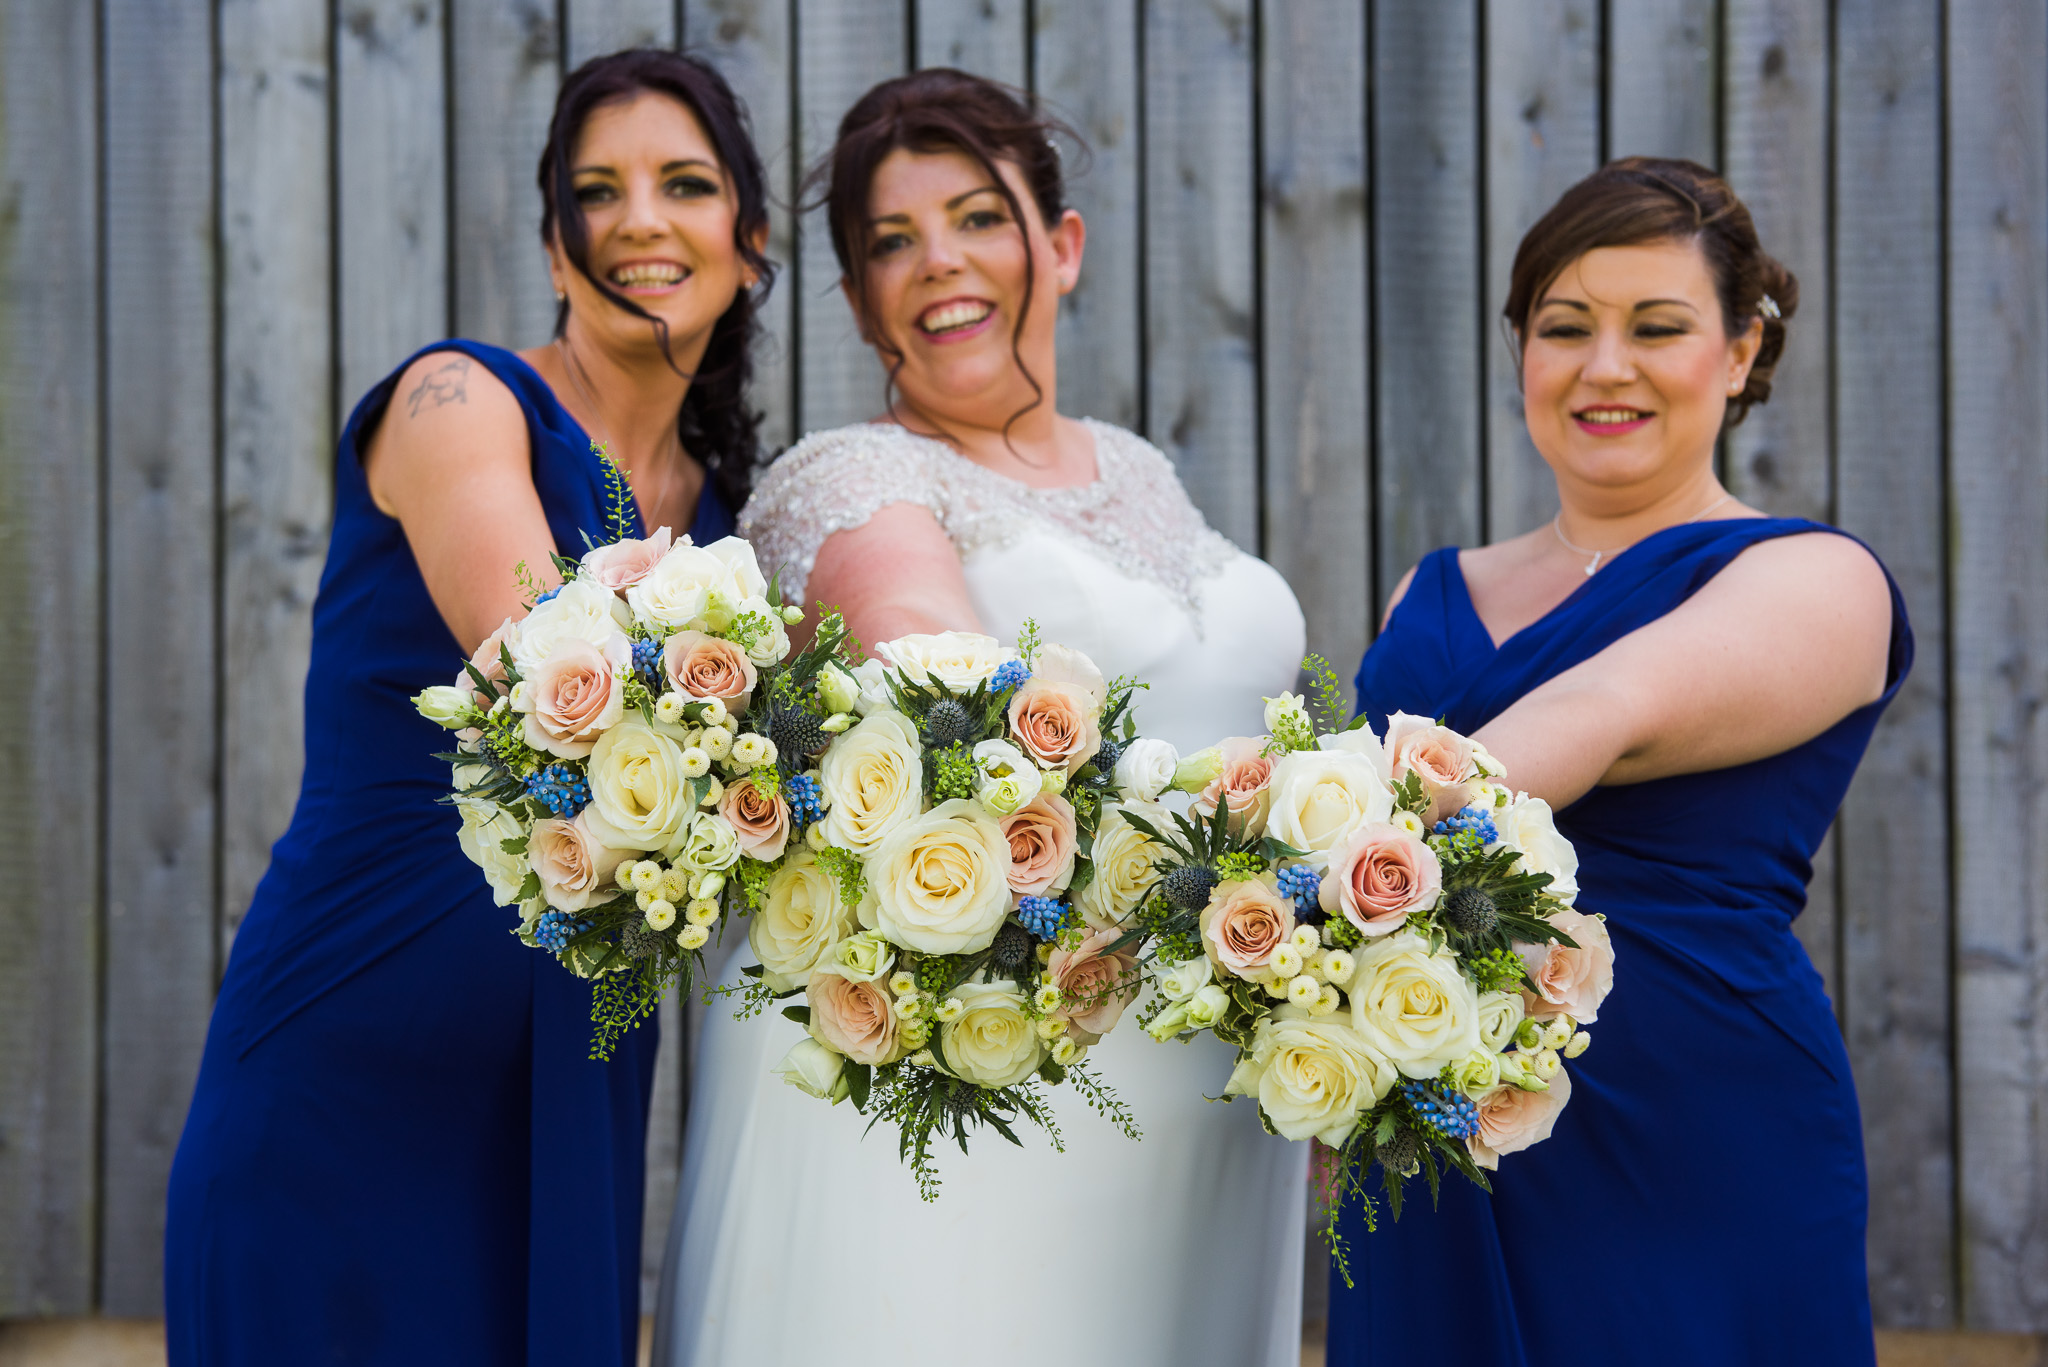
740;420;1239;616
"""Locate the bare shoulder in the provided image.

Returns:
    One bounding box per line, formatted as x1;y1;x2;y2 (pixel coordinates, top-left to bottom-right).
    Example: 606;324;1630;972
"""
362;350;528;511
1703;527;1893;628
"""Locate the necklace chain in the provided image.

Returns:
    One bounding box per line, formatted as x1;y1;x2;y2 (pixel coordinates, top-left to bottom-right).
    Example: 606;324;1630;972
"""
1552;491;1735;577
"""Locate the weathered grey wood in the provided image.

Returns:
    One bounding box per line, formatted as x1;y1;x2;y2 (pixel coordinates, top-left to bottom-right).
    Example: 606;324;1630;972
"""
1033;0;1141;430
1140;0;1257;551
1834;0;1953;1328
1607;0;1719;164
687;0;798;453
452;0;561;349
0;0;101;1319
100;0;218;1316
1259;0;1369;687
1373;0;1482;594
1483;0;1602;544
914;0;1027;88
639;991;684;1312
1949;0;2048;1333
794;0;908;434
337;0;451;413
1722;0;1832;521
565;0;676;69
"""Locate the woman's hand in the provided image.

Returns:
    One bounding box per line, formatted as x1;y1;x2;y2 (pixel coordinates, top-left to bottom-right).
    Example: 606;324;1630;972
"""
361;351;560;655
806;502;982;646
1473;532;1894;807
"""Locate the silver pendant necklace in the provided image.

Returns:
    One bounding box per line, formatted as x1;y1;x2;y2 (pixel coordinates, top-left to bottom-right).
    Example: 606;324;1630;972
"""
1552;491;1735;577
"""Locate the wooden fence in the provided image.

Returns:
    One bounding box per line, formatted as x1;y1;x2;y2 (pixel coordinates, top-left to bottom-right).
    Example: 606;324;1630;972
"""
0;0;2042;1336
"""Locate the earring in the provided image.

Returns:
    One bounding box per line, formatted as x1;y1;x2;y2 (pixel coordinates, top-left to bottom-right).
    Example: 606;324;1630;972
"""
554;288;566;302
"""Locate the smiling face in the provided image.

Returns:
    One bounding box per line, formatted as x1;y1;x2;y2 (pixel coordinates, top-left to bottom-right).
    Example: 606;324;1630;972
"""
548;90;751;363
1520;238;1762;507
853;146;1082;428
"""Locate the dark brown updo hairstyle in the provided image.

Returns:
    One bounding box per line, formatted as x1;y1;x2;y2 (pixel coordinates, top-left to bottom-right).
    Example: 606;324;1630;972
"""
1504;156;1796;427
805;67;1082;439
538;49;776;508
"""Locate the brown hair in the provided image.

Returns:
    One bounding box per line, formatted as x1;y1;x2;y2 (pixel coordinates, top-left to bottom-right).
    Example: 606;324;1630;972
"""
804;67;1081;441
1504;156;1796;427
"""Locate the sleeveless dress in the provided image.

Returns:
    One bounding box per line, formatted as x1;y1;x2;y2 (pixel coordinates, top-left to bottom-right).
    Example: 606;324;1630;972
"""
1328;517;1912;1367
653;420;1311;1367
164;340;735;1366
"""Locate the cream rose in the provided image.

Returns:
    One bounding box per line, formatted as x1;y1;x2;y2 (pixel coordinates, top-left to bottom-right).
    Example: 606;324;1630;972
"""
847;658;893;716
455;791;529;906
863;798;1013;955
1265;749;1396;869
529;813;631;912
1493;796;1579;906
1383;711;1482;822
1320;822;1443;937
1200;877;1297;980
774;1037;849;1102
1193;736;1278;837
807;966;902;1065
1073;801;1167;930
703;535;769;598
939;980;1045;1087
675;811;742;875
663;630;758;713
1046;928;1140;1043
520;634;629;759
1112;737;1180;803
579;528;673;593
999;792;1078;896
721;777;791;861
627;540;744;630
874;630;1016;692
1345;930;1482;1078
1517;908;1614;1023
1224;1008;1399;1146
510;578;631;674
749;848;859;992
816;710;925;855
1476;989;1527;1053
1468;1068;1572;1170
581;720;694;855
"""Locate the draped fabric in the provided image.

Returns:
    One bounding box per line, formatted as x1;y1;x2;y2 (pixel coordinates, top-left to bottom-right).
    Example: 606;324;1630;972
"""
1328;518;1911;1367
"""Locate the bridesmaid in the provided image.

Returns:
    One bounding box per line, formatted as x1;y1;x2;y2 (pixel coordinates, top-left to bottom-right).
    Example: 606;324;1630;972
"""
1328;157;1908;1365
164;50;772;1366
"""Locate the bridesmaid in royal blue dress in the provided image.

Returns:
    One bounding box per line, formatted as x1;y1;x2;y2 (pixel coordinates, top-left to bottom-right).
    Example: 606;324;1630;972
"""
165;51;774;1366
1329;159;1907;1365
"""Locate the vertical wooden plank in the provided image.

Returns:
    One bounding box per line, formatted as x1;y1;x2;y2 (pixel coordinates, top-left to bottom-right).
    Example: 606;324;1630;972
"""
1606;0;1720;164
1835;0;1952;1329
1033;0;1141;430
100;0;217;1315
688;0;798;453
0;0;100;1318
1483;0;1602;543
1950;0;2048;1333
1260;0;1368;685
914;0;1027;87
1141;0;1257;550
452;1;561;349
795;0;909;434
219;0;337;958
337;0;450;413
1374;0;1482;593
565;0;677;69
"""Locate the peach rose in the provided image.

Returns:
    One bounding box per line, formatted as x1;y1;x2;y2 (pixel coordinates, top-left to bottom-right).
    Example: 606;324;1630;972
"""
663;630;757;712
1517;908;1615;1023
999;792;1078;896
1468;1068;1572;1170
1383;711;1481;822
1046;927;1140;1043
1321;822;1443;937
1200;878;1297;980
721;777;791;862
1007;681;1102;774
806;967;900;1065
454;616;517;741
579;527;674;594
521;635;628;759
1194;736;1276;837
530;812;631;912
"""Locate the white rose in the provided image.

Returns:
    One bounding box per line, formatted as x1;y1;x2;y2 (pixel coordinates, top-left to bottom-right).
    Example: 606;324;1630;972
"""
848;658;893;717
816;710;925;855
1112;737;1179;802
456;800;529;906
703;536;769;600
734;594;791;665
1158;956;1215;1001
939;980;1045;1088
675;811;742;874
1183;982;1230;1029
1491;795;1579;906
863;798;1013;955
971;738;1042;815
774;1037;849;1102
627;540;744;631
509;578;633;674
1476;990;1526;1053
748;848;859;992
875;631;1016;692
1224;1008;1399;1146
1073;801;1168;930
1346;931;1482;1078
581;720;695;855
1265;749;1396;870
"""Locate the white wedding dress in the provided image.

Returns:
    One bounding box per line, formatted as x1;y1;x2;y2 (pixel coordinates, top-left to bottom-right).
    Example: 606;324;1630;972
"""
652;420;1310;1367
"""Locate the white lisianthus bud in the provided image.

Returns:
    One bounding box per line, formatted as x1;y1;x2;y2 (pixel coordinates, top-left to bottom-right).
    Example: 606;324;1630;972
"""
413;685;473;729
1269;943;1305;979
1515;1018;1547;1051
1184;983;1231;1030
889;970;918;997
644;899;677;931
820;712;855;734
1051;1037;1084;1066
1262;692;1314;750
780;604;806;625
1033;984;1063;1013
1170;745;1225;794
1469;738;1507;778
971;738;1043;815
934;997;967;1024
1500;1054;1550;1092
1321;949;1356;983
1539;1016;1575;1050
1111;737;1180;802
1310;984;1343;1016
659;868;690;903
1390;809;1428;838
909;1049;937;1068
655;693;686;725
1530;1047;1562;1081
1291;925;1323;955
773;1038;849;1103
1565;1029;1591;1059
699;726;733;760
695;696;729;728
1039;766;1067;796
697;775;723;809
691;871;726;901
816;662;861;716
677;923;710;950
680;746;711;778
490;695;510;716
1144;1000;1192;1041
1159;956;1215;1001
1287;974;1321;1007
686;898;720;926
1035;1016;1069;1041
509;680;534;713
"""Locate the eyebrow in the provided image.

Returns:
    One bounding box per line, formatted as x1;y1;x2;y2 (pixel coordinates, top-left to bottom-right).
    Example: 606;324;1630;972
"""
571;158;719;177
868;183;1005;226
1536;296;1700;313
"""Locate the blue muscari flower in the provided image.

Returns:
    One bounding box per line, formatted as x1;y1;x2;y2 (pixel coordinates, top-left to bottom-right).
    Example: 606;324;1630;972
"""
524;762;591;818
534;585;563;605
784;773;824;825
1400;1079;1482;1140
533;909;591;954
632;638;665;690
1275;864;1322;914
990;659;1031;694
1017;896;1067;941
1432;803;1499;845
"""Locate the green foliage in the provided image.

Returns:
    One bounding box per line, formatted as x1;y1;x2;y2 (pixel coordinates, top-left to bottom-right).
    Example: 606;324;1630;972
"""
1013;617;1042;668
593;440;636;545
1215;851;1266;881
734;856;776;912
930;742;976;800
1062;1061;1142;1141
861;1066;1064;1202
1466;945;1529;994
1302;654;1352;734
813;845;868;909
725;609;777;654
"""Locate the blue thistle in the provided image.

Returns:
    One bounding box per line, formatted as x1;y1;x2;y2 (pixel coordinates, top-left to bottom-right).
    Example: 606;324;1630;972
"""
524;763;591;818
1275;864;1322;915
533;910;591;954
990;659;1031;694
783;773;824;825
1433;803;1500;845
1399;1079;1482;1140
1017;896;1068;941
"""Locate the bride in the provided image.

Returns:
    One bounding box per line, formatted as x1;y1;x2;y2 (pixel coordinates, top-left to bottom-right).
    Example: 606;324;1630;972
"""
653;68;1307;1366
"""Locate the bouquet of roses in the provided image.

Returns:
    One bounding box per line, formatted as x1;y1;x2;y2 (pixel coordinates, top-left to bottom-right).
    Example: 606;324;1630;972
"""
755;625;1151;1198
1133;664;1613;1280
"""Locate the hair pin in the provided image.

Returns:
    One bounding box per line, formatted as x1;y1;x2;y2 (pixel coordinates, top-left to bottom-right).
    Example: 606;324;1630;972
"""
1757;293;1782;320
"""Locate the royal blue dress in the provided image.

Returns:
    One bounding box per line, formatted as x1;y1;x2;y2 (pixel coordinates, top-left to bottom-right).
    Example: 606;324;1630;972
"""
165;340;735;1366
1328;517;1910;1367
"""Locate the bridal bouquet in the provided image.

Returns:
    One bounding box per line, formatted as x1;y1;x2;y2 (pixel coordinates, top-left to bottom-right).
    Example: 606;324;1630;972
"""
1135;665;1611;1280
757;625;1148;1198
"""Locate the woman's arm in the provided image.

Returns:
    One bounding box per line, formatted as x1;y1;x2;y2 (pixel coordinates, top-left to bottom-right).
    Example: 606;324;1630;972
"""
1473;532;1894;808
806;502;981;646
361;351;558;655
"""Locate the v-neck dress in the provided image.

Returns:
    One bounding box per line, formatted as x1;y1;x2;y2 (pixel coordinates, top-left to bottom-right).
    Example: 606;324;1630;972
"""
1329;517;1912;1367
